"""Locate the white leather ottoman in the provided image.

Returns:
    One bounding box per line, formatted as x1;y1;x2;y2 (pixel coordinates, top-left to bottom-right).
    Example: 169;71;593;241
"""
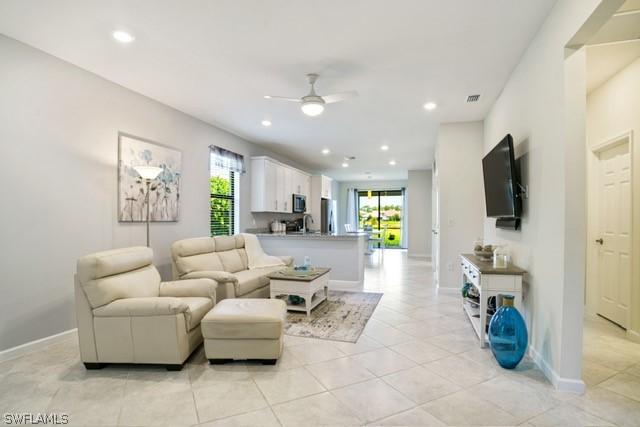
201;298;286;365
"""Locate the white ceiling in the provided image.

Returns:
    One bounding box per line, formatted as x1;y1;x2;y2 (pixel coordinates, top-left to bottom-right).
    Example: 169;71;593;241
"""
0;0;557;181
587;40;640;93
586;0;640;94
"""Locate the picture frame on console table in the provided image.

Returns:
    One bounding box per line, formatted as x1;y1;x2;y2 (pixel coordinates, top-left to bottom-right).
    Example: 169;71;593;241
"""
117;133;182;222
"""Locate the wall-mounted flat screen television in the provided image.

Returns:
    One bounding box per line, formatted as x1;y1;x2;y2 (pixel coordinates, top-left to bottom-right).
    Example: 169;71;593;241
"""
482;134;521;228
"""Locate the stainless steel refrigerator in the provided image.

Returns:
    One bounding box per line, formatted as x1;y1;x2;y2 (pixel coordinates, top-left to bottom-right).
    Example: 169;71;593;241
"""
320;198;333;233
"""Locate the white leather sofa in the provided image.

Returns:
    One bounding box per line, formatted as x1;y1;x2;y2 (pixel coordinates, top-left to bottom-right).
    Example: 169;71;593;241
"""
171;235;293;302
75;246;217;370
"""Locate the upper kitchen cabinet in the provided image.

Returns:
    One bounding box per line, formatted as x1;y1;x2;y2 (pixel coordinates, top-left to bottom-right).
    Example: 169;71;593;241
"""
251;156;311;213
313;175;332;199
292;169;311;198
251;157;278;212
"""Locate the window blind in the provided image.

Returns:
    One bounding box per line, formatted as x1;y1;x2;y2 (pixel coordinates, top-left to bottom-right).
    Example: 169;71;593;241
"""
210;157;238;236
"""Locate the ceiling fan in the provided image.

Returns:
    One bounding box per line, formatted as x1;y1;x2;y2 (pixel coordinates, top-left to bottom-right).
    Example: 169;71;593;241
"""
264;73;358;117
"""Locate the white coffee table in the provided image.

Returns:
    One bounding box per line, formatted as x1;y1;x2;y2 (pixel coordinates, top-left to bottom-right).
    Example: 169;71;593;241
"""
268;267;330;317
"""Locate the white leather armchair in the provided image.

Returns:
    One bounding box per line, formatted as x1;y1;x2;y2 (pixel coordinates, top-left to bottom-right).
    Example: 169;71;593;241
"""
75;246;217;370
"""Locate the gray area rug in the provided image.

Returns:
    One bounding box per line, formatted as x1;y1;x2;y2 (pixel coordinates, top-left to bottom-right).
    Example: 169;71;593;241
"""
284;290;383;343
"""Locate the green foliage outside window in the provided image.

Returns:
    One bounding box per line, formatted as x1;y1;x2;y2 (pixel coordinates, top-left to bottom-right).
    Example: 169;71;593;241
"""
210;175;234;236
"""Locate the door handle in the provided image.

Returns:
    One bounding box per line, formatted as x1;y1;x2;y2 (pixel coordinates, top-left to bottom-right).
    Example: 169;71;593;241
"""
595;238;603;245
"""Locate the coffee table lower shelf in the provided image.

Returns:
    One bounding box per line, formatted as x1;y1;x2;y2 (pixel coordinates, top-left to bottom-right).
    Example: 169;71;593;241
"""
268;268;331;317
279;289;327;314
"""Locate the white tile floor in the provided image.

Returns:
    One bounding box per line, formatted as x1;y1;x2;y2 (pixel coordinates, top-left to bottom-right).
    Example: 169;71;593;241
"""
1;250;639;426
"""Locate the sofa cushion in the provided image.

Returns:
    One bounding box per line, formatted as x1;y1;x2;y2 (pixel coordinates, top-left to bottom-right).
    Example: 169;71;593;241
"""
201;298;286;339
93;297;188;317
218;249;245;273
77;246;153;283
82;265;161;309
234;234;245;249
175;252;224;276
238;248;249;270
93;296;213;332
171;237;216;258
182;270;238;283
214;235;237;251
179;297;215;331
233;266;283;296
77;247;162;308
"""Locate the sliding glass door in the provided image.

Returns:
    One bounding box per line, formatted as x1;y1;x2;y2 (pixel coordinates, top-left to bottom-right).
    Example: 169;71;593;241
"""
357;190;403;248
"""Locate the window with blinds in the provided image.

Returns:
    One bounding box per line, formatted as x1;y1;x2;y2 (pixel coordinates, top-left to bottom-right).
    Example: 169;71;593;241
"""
210;161;238;236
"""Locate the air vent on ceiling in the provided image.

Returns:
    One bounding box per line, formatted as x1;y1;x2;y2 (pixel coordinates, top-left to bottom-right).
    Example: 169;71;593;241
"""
466;94;481;103
344;156;356;161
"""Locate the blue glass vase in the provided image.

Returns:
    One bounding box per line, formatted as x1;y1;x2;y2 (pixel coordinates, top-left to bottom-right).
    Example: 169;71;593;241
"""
488;295;527;369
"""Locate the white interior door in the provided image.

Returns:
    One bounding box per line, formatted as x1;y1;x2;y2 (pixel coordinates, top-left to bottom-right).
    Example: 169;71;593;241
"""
596;142;631;328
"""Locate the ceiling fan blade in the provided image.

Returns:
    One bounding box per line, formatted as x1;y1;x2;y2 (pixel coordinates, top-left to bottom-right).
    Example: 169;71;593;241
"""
322;90;358;104
264;95;301;102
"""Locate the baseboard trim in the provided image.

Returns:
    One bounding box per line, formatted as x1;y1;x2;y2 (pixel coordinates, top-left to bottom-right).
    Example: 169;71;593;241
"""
528;346;585;393
328;279;363;290
0;328;78;363
627;329;640;344
408;253;431;260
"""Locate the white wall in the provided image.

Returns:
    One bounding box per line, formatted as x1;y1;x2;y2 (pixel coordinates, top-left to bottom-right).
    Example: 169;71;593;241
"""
482;0;615;388
407;170;432;258
435;122;484;289
0;35;312;351
586;57;640;334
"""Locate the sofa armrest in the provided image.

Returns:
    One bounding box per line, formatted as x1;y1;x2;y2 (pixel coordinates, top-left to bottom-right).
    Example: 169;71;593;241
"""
93;297;189;317
159;279;217;302
278;256;294;266
181;270;238;284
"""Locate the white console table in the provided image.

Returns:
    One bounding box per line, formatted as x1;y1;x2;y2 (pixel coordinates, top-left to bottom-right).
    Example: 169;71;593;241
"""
460;254;526;348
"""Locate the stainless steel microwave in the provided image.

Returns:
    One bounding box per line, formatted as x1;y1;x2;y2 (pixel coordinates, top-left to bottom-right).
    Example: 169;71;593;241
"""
292;194;306;213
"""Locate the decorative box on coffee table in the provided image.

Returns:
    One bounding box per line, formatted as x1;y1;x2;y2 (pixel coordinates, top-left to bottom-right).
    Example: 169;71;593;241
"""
268;267;330;317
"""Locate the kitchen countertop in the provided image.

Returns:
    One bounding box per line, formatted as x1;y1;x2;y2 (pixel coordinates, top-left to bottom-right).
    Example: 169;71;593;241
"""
254;232;368;240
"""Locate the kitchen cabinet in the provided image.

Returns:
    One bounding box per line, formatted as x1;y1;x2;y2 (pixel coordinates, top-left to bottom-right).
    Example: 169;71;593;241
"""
251;156;311;213
277;166;293;212
309;175;334;230
292;170;311;198
321;175;333;199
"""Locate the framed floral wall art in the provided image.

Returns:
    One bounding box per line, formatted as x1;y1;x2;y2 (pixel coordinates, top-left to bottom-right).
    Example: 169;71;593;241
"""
118;133;181;222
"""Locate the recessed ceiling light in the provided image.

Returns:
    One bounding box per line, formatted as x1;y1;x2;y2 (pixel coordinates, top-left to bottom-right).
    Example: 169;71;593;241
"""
261;120;271;127
380;145;389;151
389;160;397;166
423;102;437;111
264;95;272;99
321;148;330;155
342;162;349;168
112;30;135;43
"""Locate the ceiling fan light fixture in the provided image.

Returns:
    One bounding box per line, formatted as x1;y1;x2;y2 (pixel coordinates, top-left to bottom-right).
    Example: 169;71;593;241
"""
301;101;325;117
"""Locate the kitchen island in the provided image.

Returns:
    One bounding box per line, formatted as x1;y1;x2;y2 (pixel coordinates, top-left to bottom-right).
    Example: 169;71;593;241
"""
256;232;368;287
